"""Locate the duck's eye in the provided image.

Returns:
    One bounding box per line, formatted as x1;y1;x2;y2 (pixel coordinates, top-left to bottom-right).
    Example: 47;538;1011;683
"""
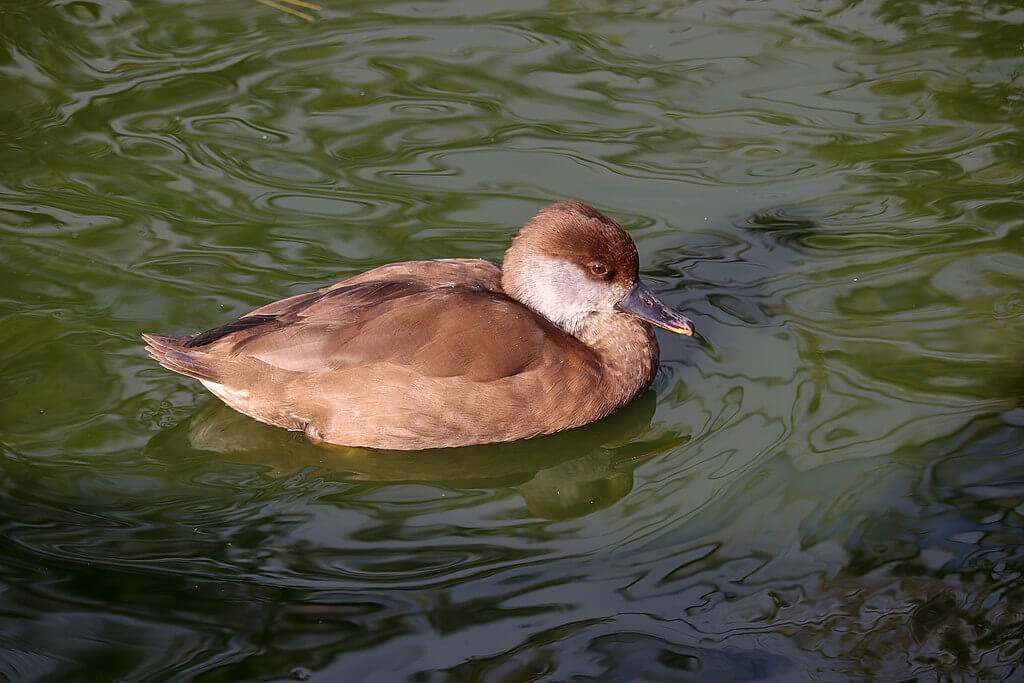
590;262;610;277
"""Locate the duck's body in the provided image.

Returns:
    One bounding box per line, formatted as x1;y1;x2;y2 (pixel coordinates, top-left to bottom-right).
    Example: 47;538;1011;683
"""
144;201;694;450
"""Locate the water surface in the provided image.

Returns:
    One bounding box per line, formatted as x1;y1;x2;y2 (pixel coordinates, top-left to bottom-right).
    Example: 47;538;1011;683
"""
2;0;1023;680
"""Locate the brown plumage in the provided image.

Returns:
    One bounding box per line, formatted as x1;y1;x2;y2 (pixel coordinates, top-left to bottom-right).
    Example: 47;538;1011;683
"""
143;201;695;450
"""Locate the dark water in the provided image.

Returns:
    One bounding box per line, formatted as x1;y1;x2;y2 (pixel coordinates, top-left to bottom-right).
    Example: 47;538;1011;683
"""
2;0;1023;680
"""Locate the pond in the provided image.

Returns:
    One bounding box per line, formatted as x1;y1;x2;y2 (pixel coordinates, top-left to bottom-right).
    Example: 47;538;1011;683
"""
2;0;1023;680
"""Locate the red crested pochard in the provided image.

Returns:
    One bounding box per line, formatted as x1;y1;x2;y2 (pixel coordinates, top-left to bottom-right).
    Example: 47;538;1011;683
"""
143;201;695;450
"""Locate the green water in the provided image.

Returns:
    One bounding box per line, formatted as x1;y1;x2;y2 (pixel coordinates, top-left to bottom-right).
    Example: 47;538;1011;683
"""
2;0;1023;680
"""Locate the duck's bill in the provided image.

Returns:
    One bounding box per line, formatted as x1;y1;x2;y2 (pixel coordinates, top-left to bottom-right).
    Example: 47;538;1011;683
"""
615;280;695;336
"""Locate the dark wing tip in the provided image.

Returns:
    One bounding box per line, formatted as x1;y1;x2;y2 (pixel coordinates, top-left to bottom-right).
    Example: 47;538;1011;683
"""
183;314;278;348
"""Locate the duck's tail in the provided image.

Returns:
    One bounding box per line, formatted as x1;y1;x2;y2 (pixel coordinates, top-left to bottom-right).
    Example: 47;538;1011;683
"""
142;332;220;383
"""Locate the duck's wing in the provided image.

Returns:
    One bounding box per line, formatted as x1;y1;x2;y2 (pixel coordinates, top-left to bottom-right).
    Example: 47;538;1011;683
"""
144;258;508;380
144;275;599;405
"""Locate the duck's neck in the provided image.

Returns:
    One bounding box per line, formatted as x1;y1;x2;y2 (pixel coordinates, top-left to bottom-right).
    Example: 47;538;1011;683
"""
577;313;660;409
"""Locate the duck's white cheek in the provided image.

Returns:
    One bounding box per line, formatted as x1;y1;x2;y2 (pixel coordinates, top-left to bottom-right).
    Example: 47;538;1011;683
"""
515;258;622;334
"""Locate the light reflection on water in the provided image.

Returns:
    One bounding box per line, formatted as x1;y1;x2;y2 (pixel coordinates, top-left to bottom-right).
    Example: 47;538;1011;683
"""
1;0;1023;680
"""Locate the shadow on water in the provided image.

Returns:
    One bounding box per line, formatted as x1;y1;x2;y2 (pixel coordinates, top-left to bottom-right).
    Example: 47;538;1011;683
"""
152;390;690;519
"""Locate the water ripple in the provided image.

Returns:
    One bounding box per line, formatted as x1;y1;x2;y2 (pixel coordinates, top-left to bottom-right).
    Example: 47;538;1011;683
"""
1;0;1023;680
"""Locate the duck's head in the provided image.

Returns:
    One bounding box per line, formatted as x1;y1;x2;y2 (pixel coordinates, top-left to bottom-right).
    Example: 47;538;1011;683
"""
501;201;695;338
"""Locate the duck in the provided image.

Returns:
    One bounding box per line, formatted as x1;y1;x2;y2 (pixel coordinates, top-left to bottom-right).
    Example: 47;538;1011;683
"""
143;200;695;450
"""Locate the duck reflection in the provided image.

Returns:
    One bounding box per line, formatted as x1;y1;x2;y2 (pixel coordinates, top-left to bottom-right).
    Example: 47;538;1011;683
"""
184;390;688;519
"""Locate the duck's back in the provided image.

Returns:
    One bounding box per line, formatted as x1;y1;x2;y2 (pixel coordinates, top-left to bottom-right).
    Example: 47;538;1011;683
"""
144;258;611;449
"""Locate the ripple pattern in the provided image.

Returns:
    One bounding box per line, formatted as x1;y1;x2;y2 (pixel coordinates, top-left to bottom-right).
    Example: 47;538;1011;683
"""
1;0;1023;680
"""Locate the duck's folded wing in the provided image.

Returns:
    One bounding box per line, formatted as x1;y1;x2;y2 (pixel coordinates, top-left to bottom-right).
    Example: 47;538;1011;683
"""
245;285;564;382
148;280;589;385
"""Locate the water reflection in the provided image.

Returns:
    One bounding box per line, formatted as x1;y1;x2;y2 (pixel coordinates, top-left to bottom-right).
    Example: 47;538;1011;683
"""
179;391;689;519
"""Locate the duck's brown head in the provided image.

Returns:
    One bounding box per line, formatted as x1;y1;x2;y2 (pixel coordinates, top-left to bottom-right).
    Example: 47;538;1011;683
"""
501;201;695;338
